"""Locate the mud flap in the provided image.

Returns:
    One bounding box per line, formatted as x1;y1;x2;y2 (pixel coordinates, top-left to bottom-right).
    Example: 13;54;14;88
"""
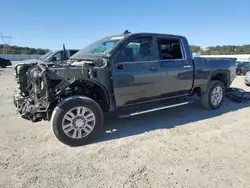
225;88;250;103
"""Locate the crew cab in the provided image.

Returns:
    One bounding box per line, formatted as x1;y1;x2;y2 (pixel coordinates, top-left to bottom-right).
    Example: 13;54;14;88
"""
13;32;237;146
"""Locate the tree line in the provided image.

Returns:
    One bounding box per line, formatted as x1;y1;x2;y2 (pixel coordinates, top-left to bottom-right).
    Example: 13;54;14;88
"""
0;44;49;55
190;45;250;55
1;44;250;55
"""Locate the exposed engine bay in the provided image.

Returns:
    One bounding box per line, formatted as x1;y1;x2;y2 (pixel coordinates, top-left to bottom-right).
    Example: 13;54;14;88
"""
13;62;105;122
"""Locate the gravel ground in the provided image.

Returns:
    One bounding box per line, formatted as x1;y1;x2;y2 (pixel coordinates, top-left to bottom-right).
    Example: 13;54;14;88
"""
0;67;250;188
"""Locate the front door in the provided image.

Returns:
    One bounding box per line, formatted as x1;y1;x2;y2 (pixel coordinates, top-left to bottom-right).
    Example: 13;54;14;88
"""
111;35;159;107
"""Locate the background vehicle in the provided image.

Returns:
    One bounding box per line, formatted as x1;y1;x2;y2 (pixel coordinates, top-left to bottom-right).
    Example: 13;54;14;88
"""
245;71;250;86
37;48;79;66
236;61;250;75
0;57;12;68
13;31;237;146
13;46;79;81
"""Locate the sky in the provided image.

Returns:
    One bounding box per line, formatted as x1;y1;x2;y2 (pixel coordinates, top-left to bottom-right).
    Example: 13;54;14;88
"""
1;0;250;50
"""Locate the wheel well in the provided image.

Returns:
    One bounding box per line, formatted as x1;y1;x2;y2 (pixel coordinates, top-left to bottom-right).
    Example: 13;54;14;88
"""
192;87;202;96
210;73;228;88
63;81;110;112
89;83;110;112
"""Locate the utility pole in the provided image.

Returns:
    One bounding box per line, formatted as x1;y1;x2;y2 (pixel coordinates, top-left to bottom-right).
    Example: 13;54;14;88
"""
0;32;12;54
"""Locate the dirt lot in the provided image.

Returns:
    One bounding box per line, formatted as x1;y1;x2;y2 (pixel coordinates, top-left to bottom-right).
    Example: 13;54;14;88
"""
0;67;250;188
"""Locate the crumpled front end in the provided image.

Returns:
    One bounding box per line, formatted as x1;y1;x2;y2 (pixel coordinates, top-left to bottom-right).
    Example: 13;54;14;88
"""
13;59;44;83
13;60;100;122
13;64;51;122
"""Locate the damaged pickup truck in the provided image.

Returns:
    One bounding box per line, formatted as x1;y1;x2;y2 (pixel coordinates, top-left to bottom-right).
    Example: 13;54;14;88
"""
13;31;237;146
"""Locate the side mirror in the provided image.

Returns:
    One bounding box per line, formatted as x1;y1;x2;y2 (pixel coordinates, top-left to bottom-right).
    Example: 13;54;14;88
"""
51;57;57;61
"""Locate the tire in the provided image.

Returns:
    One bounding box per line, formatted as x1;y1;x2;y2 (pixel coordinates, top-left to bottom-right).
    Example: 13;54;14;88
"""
0;64;6;68
246;83;250;87
51;96;104;146
201;80;225;110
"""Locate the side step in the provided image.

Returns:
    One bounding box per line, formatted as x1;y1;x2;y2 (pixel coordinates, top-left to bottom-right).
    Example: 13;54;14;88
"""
118;100;194;118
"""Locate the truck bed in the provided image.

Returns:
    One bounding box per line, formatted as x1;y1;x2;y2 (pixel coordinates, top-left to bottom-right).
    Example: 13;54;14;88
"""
192;57;237;92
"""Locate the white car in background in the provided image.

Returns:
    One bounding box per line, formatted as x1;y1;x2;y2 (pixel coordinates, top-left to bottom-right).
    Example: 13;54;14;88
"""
245;71;250;86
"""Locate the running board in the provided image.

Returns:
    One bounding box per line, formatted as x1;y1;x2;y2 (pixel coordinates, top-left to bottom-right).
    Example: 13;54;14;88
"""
118;100;194;118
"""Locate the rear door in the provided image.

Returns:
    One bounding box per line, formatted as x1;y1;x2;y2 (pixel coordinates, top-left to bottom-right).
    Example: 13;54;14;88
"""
154;36;193;97
111;35;159;107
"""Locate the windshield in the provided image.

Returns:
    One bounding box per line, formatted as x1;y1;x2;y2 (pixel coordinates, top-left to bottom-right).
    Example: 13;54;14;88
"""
70;35;125;59
39;51;54;60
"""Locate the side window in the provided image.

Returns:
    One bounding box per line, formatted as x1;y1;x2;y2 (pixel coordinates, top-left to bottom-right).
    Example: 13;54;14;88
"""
157;38;184;60
69;50;78;57
115;36;154;63
52;51;63;61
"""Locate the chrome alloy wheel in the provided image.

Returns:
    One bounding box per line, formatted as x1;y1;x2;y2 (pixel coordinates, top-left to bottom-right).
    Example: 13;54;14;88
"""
62;107;96;139
211;86;223;106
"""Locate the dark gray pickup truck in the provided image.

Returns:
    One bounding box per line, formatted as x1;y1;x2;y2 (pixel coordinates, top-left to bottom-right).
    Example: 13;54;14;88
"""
13;31;237;146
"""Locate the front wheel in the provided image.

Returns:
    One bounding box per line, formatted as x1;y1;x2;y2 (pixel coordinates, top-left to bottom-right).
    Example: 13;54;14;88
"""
201;80;225;110
51;96;104;146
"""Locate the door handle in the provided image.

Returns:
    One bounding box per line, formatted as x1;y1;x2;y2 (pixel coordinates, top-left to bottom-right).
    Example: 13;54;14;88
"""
183;65;191;68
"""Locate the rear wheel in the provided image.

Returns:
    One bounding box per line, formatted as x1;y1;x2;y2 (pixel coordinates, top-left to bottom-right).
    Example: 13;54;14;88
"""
201;80;225;110
51;96;104;146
